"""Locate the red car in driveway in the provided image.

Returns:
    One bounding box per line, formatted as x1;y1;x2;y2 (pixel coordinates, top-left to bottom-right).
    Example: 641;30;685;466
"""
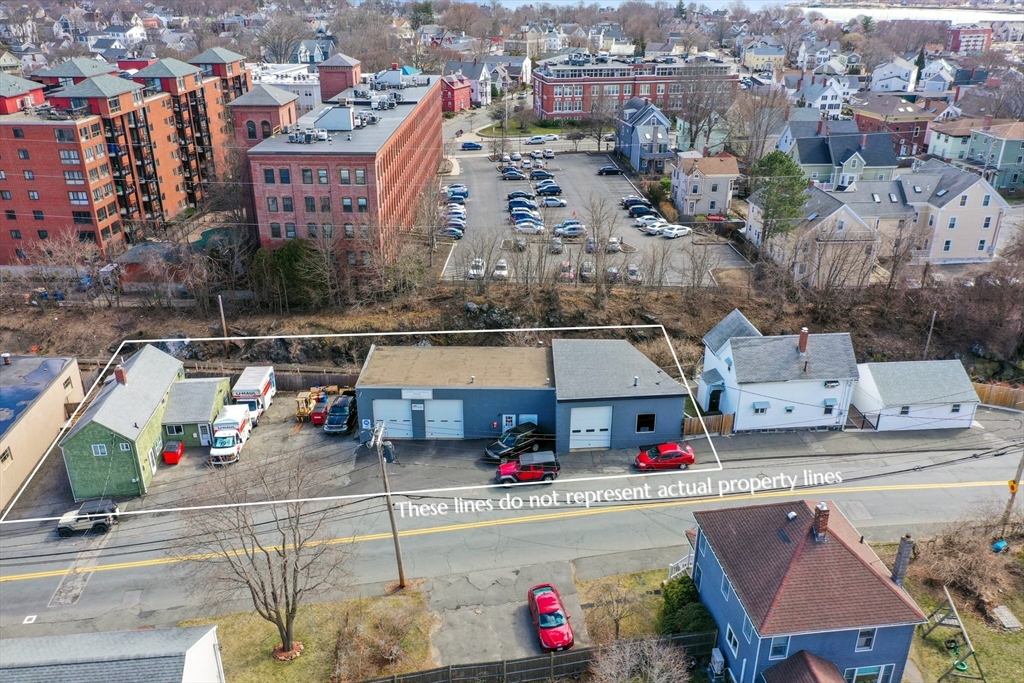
528;584;574;652
635;442;696;471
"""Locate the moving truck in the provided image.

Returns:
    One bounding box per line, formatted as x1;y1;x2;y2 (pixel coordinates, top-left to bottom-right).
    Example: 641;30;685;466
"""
208;404;252;465
232;366;276;426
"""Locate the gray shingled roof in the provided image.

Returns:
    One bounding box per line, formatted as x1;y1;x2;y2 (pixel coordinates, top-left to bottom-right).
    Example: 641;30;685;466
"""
62;344;182;443
225;83;297;107
702;308;761;355
749;186;841;233
320;52;360;67
58;74;142;99
190;47;245;64
828;180;913;218
0;625;216;683
700;368;724;385
551;339;686;401
730;333;858;383
898;159;984;208
794;133;898;169
0;72;40;97
861;360;978;407
36;57;116;79
786;119;858;140
133;58;201;79
161;377;227;424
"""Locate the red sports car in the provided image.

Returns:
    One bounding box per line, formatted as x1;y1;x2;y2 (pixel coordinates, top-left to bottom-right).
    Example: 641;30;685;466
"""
635;442;696;471
527;584;574;652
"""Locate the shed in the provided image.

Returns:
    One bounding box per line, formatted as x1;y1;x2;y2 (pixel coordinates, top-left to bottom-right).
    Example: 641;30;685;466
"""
161;377;231;447
0;625;224;682
851;361;979;431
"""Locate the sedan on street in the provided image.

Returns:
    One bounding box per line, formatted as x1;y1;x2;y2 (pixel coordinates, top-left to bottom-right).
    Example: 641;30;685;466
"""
543;134;559;141
527;584;574;652
460;141;482;150
635;442;696;471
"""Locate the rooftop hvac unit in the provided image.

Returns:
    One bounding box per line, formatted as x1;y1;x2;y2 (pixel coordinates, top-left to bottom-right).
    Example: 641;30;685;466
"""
709;649;725;676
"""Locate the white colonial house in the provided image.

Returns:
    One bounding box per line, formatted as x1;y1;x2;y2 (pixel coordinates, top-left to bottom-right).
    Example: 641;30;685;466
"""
851;360;979;431
870;57;918;92
697;309;859;432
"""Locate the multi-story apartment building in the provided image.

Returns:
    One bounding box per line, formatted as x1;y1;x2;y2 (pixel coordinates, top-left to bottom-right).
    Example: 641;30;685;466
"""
0;55;249;264
852;95;946;156
191;48;250;104
532;55;738;121
244;60;442;291
953;119;1024;191
247;62;321;113
946;26;993;54
671;153;740;217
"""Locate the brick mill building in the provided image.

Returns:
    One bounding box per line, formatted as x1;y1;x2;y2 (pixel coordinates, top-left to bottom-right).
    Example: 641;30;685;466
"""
241;56;443;291
532;56;738;120
0;53;249;264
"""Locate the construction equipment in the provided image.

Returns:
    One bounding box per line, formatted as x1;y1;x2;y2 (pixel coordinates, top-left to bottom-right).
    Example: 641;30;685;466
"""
295;392;314;422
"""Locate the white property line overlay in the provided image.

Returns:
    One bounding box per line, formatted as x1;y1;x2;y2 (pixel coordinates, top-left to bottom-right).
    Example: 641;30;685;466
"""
0;324;722;525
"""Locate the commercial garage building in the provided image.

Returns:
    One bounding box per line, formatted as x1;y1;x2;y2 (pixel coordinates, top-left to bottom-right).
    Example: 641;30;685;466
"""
355;340;688;451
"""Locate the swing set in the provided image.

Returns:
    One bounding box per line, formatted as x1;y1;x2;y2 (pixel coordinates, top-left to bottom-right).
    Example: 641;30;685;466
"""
919;586;988;682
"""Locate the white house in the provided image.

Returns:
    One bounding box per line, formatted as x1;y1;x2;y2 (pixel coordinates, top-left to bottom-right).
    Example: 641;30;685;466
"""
794;78;845;115
102;23;146;45
870;57;918;92
697;309;859;431
852;361;979;431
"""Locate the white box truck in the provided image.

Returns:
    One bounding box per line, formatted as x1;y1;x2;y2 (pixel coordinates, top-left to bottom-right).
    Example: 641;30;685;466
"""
232;366;276;426
208;404;252;465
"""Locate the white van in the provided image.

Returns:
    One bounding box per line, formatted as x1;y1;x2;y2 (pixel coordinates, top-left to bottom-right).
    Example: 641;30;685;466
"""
208;405;252;465
526;135;545;145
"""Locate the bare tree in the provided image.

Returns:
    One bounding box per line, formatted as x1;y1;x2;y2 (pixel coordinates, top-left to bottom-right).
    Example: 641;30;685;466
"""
877;216;929;308
585;90;618;150
17;231;100;305
180;456;352;658
590;578;647;642
668;75;733;153
726;87;790;172
256;15;315;64
678;236;722;309
589;639;692;683
299;225;345;307
581;194;619;308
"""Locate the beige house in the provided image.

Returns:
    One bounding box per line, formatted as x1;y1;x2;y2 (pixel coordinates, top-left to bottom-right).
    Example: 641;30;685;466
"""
671;154;741;217
0;51;23;75
0;355;84;512
899;159;1009;263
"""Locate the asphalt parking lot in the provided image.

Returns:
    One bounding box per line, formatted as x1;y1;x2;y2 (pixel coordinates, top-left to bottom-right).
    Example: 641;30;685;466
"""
441;150;747;286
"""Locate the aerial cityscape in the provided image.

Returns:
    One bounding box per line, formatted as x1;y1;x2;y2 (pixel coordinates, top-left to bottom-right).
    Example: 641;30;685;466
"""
0;1;1022;681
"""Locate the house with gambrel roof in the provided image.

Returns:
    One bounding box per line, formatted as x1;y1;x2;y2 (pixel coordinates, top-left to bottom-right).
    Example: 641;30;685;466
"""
690;500;926;683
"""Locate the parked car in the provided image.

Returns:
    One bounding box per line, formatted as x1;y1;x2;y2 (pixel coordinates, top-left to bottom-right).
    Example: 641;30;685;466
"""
621;195;650;208
531;150;544;159
507;190;536;200
511;152;522;161
535;180;558;190
626;263;644;284
628;205;659;218
557;261;576;282
162;440;184;465
502;154;512;163
56;498;120;537
597;165;622;175
635;442;695;471
515;223;546;235
579;261;597;282
447;194;466;204
554;224;587;238
605;266;621;283
461;141;483;150
585;238;597;253
491;259;510;280
508;199;539;211
550;236;564;253
527;584;575;652
437;227;464;239
604;133;616;141
540;197;567;207
310;399;329;426
522;159;533;169
497;450;561;484
642;222;668;236
512;237;528;251
543;149;555;158
554;219;583;231
543;134;559;141
502;171;526;181
323;394;358;435
485;422;540;462
536;185;563;196
511;210;542;222
468;257;486;280
635;215;664;228
661;224;692;239
531;170;555;180
444;183;468;194
526;135;545;145
606;236;623;253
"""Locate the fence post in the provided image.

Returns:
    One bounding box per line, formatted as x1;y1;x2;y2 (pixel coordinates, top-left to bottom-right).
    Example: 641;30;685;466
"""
447;664;453;683
549;651;554;680
502;659;506;683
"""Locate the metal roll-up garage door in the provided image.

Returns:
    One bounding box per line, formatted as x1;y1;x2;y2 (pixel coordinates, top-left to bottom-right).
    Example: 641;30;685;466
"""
373;399;413;438
569;406;612;449
424;399;464;438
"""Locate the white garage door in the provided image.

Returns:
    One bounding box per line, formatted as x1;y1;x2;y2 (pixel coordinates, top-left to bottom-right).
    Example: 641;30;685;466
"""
424;399;464;439
373;399;413;438
569;406;613;450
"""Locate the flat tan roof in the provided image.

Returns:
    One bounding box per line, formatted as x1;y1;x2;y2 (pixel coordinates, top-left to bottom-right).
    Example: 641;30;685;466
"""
357;346;554;389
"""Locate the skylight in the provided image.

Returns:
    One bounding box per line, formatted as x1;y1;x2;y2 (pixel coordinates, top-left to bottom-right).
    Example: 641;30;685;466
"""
913;185;922;193
935;189;948;196
807;212;818;220
872;194;881;203
889;193;898;202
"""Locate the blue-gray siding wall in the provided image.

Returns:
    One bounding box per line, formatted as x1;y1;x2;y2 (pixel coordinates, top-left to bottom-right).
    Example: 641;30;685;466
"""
356;387;556;441
554;395;684;452
695;528;916;683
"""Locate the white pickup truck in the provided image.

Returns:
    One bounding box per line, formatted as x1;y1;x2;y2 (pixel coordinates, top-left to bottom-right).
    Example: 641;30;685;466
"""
208;404;252;465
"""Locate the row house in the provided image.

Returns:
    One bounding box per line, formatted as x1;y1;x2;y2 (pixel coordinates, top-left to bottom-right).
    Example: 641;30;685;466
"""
926;115;1008;162
440;74;472;113
532;57;738;121
952;119;1024;191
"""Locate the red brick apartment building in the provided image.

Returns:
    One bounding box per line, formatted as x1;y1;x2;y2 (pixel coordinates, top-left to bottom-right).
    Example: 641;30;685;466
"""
532;56;738;120
243;58;442;288
0;52;249;264
851;94;948;157
441;74;472;113
946;26;993;54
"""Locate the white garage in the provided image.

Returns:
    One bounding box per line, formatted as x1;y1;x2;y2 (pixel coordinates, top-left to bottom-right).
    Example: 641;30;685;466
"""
373;399;413;438
424;399;464;439
569;406;612;449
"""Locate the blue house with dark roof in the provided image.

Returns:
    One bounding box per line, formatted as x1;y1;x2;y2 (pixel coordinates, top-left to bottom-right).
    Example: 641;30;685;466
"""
691;500;926;683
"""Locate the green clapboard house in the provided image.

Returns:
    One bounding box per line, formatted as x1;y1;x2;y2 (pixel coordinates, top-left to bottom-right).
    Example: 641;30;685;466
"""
60;345;184;501
161;377;231;448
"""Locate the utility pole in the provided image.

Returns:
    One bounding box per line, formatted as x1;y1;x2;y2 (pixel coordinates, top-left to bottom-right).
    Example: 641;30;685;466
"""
372;421;406;588
217;295;230;357
922;310;936;360
1000;447;1024;538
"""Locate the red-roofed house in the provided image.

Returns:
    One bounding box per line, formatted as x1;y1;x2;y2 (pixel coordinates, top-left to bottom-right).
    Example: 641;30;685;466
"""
690;500;925;683
441;73;471;113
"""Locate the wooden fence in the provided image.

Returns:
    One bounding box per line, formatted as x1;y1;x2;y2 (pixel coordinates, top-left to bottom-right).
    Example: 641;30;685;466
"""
683;413;734;436
360;631;718;683
973;383;1024;411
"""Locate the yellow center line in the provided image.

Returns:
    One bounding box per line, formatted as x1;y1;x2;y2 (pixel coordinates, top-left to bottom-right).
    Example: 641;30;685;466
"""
0;480;1003;583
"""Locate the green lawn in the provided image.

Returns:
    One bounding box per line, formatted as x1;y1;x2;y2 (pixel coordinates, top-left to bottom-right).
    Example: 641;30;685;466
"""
576;568;667;643
478;123;568;137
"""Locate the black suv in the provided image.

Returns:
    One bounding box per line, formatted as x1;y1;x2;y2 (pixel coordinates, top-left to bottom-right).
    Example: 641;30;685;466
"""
485;422;540;462
324;394;358;434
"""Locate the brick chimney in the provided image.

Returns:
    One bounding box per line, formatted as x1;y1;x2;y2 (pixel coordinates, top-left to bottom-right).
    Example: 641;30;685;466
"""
891;534;914;585
983;114;992;130
817;119;823;135
860;133;867;149
812;501;829;542
113;364;127;385
798;327;809;355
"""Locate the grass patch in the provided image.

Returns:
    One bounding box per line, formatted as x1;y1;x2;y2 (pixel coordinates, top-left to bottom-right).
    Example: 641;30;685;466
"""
576;568;667;643
478;123;563;137
180;593;433;683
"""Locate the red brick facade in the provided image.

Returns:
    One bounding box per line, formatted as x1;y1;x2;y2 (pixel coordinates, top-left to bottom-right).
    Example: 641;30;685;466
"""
946;27;993;54
441;74;472;113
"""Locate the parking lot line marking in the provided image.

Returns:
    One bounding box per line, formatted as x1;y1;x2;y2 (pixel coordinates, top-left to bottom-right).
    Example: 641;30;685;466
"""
0;480;1004;584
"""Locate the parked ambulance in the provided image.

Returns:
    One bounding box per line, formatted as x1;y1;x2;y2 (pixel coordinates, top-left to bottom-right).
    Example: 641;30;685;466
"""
231;366;276;426
208;404;252;465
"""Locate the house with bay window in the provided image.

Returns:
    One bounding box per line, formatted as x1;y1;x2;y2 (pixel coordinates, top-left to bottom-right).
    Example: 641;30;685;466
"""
615;97;674;174
691;500;926;683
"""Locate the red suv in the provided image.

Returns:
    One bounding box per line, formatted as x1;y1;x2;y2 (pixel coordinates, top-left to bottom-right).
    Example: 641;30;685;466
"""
635;442;696;471
497;451;560;485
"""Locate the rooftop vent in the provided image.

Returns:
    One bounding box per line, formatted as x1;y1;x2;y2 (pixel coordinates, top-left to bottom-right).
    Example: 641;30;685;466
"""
786;511;797;521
